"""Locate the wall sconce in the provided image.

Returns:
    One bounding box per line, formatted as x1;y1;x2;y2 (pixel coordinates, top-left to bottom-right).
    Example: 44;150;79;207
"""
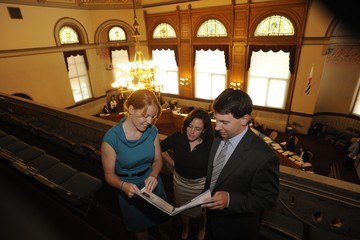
106;64;113;71
230;81;241;90
180;77;189;86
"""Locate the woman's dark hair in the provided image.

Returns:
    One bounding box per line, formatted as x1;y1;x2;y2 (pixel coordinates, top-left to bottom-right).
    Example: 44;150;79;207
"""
181;108;214;145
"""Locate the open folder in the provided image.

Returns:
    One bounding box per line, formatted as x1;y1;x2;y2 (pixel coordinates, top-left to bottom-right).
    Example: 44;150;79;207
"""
135;188;213;216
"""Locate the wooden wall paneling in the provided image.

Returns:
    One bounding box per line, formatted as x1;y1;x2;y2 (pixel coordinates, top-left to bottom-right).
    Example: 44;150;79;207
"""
233;6;248;41
178;8;193;98
230;6;248;90
179;10;190;40
231;43;246;89
179;43;192;98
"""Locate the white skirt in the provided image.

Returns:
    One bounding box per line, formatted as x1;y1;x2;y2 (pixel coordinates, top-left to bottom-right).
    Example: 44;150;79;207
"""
173;170;206;218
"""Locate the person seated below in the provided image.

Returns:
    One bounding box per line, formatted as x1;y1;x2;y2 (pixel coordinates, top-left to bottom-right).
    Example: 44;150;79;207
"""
346;137;360;170
249;119;265;133
307;122;323;139
109;95;118;113
296;147;310;162
283;132;296;152
102;105;110;114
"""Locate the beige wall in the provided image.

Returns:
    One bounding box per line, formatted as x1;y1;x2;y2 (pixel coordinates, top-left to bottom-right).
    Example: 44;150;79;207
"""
315;46;360;114
0;4;94;49
304;0;334;37
292;45;327;114
0;53;75;107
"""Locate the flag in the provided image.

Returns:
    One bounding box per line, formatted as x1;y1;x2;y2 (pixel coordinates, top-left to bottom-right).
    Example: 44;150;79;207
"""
305;65;313;95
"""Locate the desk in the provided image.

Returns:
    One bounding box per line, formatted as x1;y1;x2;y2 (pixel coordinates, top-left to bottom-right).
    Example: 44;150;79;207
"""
96;112;125;123
252;128;302;170
277;151;303;169
172;112;186;128
156;109;173;125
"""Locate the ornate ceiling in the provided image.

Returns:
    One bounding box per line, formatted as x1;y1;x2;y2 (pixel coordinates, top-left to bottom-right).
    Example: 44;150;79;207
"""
0;0;197;9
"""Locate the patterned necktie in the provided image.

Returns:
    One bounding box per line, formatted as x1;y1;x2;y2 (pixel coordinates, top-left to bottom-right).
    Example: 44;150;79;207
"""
210;140;229;191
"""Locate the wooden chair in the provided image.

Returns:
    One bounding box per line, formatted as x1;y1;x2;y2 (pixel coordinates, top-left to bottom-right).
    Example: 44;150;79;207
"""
269;131;278;141
306;151;314;161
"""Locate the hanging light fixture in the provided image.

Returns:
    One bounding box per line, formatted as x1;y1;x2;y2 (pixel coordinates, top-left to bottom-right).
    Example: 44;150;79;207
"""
111;0;157;92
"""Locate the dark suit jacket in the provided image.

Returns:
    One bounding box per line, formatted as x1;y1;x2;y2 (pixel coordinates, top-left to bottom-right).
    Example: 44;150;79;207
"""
297;150;310;162
284;135;296;151
204;128;279;240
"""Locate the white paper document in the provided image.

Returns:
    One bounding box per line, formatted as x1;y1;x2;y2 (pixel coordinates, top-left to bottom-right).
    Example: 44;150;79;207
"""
135;188;213;216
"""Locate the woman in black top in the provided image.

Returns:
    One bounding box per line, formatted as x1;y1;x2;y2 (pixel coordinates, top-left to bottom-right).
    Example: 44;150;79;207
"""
161;109;214;240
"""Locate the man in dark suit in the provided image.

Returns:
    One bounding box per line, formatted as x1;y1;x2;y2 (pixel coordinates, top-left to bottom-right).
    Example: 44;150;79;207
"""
284;132;296;152
202;89;279;240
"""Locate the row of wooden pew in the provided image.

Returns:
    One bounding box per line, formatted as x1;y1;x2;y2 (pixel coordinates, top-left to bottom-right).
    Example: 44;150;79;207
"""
0;110;103;168
0;129;102;214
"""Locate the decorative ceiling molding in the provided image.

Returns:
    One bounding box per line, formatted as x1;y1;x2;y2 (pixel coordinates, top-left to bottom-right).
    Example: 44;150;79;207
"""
0;0;134;9
0;0;197;9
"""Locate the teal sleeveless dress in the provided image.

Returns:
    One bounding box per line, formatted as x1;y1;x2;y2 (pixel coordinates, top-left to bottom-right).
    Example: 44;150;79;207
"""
103;117;168;231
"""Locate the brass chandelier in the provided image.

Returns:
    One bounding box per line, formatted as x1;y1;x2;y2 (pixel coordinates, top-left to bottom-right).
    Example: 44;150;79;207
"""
111;0;157;92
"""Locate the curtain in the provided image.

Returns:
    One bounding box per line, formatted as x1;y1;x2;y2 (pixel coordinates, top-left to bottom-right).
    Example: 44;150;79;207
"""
150;45;178;66
63;50;88;72
247;45;297;73
109;46;129;62
193;45;229;69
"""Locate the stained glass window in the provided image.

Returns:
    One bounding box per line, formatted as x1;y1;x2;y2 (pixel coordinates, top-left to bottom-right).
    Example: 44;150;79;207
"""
59;26;79;44
153;23;176;39
255;15;295;36
109;26;126;41
197;19;227;37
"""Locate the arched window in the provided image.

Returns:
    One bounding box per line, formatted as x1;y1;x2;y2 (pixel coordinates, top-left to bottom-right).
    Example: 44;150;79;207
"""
59;26;79;44
109;26;127;41
108;26;128;87
254;15;295;36
247;15;296;109
151;23;178;94
153;23;176;39
194;19;228;100
197;19;227;37
56;21;92;103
